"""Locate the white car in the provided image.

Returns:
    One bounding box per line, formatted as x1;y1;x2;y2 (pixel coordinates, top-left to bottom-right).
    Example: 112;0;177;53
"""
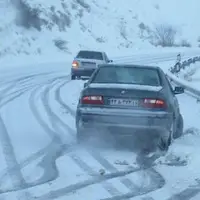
71;50;113;80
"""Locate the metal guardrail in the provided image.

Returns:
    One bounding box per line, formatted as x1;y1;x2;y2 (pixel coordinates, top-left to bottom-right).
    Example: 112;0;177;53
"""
166;55;200;98
169;56;200;75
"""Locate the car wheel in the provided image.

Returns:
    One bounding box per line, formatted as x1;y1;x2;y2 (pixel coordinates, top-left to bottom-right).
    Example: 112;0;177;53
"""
158;122;174;152
174;114;183;139
71;75;76;80
158;137;170;152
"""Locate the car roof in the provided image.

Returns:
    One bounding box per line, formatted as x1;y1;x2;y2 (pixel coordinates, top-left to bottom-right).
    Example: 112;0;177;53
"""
78;50;104;53
98;63;160;70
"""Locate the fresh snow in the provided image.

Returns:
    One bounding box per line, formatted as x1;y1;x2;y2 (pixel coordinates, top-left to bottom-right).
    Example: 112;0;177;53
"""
1;0;200;199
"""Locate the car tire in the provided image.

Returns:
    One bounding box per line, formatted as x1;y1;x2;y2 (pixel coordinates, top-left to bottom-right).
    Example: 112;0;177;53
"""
174;114;184;139
158;122;174;152
158;136;170;152
71;75;76;80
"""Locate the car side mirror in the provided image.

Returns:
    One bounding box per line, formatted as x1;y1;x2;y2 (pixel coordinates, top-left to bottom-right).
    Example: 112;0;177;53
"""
173;86;184;95
83;82;88;88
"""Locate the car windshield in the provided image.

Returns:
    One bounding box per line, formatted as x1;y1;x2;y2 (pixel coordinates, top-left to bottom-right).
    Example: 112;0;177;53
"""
76;51;103;60
92;66;161;86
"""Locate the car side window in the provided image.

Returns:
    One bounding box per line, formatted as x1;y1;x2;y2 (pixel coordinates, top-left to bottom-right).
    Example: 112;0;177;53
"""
165;76;174;94
104;53;109;62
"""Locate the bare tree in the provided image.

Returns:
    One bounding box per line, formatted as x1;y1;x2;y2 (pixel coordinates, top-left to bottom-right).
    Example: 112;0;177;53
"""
14;0;42;31
119;18;127;40
180;39;191;47
153;24;177;47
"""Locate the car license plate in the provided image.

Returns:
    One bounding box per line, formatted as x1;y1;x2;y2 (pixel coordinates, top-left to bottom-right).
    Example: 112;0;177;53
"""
109;98;139;106
82;62;96;68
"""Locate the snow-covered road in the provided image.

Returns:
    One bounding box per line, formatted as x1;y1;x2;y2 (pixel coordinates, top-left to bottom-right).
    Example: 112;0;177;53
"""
0;55;200;200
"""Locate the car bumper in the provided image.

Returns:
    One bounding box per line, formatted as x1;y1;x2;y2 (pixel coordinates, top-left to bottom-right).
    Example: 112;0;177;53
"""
76;107;173;137
71;68;96;76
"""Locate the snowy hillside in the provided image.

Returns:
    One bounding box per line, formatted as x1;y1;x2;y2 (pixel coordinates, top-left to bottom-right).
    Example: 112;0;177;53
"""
1;0;200;60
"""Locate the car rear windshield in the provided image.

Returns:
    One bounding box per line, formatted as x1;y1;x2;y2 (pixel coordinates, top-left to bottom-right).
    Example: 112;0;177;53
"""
91;66;161;86
76;51;103;60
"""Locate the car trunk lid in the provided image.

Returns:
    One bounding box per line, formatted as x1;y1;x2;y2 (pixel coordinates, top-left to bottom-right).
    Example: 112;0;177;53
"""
75;58;104;69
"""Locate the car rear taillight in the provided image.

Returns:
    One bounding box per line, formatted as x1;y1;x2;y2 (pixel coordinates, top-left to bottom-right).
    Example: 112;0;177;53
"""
81;96;104;105
72;61;79;68
142;98;166;109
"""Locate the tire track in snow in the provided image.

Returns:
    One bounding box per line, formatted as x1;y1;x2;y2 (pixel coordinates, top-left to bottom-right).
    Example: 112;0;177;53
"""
0;78;70;196
35;157;172;200
35;166;144;200
0;86;36;108
42;79;121;196
0;75;65;186
89;149;140;191
0;115;27;188
0;79;37;199
30;80;64;142
0;77;124;197
0;142;60;188
70;154;121;196
105;150;193;200
15;76;82;190
28;77;70;183
54;80;76;116
0;72;50;97
0;72;54;91
0;72;56;109
0;76;35;95
0;74;66;198
0;75;74;194
166;182;200;200
41;77;75;140
100;168;165;200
